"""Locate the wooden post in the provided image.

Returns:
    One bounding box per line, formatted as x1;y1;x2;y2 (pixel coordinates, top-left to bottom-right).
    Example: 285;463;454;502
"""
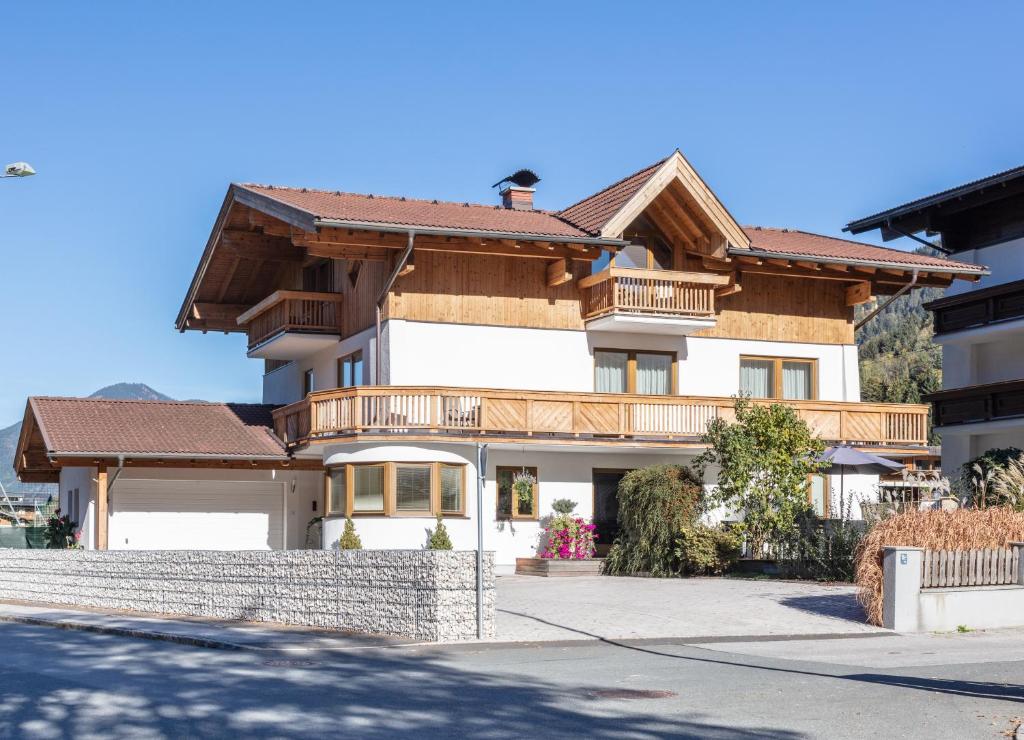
95;466;108;551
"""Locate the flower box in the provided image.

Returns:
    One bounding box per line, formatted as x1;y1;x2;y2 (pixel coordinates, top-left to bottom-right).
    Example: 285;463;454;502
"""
515;557;605;577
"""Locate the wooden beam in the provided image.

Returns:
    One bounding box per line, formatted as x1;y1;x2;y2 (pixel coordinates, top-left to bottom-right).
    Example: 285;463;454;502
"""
716;274;743;298
214;256;240;302
221;230;306;261
764;258;791;268
546;257;573;287
192;303;250;322
846;281;873;307
701;255;732;271
734;255;763;266
397;249;416;278
96;467;108;551
795;261;822;271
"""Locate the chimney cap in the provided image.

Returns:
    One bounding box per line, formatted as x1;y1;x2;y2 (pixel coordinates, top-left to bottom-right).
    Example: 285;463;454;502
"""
492;168;541;190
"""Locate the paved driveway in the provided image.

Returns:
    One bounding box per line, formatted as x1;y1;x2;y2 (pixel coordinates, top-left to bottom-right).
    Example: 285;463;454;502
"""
495;575;883;642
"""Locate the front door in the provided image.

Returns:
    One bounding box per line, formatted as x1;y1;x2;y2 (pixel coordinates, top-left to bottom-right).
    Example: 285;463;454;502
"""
592;469;631;555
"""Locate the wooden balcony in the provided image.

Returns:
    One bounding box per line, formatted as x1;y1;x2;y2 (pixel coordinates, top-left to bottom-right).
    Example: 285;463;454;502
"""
929;379;1024;427
237;290;344;359
577;268;729;334
273;386;929;450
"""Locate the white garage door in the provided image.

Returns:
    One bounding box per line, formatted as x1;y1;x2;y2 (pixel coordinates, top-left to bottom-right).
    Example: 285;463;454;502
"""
108;479;286;551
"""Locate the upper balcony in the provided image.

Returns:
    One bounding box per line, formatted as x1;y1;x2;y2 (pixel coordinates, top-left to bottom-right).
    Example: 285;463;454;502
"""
926;277;1024;339
272;386;929;451
577;267;729;334
929;379;1024;429
237;290;345;360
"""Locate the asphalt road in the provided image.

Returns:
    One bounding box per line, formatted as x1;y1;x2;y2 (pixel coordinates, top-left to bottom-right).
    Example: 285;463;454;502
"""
0;622;1020;739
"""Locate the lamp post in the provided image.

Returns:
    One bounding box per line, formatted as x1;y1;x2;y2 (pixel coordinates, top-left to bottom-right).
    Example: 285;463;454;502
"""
2;162;36;179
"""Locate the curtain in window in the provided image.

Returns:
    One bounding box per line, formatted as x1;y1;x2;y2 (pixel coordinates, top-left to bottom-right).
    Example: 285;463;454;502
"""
329;469;347;514
353;466;384;511
440;466;462;513
739;359;774;398
396;465;431;511
782;361;812;400
595;351;628;393
809;474;827;517
636;353;671;395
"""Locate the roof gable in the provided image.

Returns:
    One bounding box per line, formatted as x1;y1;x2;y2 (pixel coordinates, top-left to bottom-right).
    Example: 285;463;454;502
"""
557;158;667;234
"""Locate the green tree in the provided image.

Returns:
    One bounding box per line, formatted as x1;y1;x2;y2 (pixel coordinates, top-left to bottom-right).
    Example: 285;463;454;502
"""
696;398;827;554
338;517;362;550
428;514;453;550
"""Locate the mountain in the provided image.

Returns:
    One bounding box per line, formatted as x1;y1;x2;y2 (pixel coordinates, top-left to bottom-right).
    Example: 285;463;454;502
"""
1;383;173;502
855;246;946;443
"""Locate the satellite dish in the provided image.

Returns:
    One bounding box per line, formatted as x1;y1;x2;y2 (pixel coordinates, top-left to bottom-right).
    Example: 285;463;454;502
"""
492;168;540;189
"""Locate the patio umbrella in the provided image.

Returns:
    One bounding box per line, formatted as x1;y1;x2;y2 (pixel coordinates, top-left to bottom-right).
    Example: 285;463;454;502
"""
815;445;905;517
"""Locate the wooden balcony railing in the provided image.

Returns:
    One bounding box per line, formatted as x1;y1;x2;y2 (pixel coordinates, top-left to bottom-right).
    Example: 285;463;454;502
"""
925;278;1024;335
272;386;929;448
929;379;1024;427
577;268;729;321
237;290;344;350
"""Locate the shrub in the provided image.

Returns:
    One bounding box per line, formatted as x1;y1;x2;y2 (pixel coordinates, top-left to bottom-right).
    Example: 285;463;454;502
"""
674;524;741;575
540;515;596;559
428;514;454;550
338;517;363;550
550;498;577;515
990;455;1024;511
44;509;78;549
855;507;1024;625
959;447;1023;508
779;515;865;582
604;465;702;576
696;397;827;555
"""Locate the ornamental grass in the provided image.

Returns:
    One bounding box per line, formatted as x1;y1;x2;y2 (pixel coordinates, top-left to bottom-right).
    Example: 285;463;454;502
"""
855;507;1024;625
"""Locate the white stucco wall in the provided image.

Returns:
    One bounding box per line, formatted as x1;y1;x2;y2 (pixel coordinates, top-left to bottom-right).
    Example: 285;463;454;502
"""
262;326;377;406
943;237;1024;297
59;466;96;549
384;319;860;401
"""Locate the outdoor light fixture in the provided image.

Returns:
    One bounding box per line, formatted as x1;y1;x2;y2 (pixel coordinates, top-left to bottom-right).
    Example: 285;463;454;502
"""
2;161;36;178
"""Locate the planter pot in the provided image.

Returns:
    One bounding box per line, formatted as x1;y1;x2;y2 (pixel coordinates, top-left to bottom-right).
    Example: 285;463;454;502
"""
733;558;781;576
515;557;604;577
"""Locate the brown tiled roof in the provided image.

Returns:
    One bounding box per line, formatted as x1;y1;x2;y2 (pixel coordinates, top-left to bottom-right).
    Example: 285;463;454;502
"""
238;184;591;239
28;398;288;458
743;227;987;273
557;157;667;234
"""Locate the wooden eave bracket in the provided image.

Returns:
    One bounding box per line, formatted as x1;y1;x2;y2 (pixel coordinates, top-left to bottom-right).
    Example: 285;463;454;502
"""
846;281;873;306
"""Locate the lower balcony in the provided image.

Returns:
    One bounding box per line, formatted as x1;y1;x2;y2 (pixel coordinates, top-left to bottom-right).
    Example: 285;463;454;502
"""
929;379;1024;427
237;290;344;360
272;386;929;450
577;267;728;334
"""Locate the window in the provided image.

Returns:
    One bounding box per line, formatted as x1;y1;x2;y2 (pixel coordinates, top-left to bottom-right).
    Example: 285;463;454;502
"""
337;351;364;388
739;357;816;400
809;474;829;518
303;369;314;396
327;469;346;515
302;259;334;292
617;219;676;270
353;465;385;512
395;464;432;513
440;464;464;514
496;466;538;520
595;349;676;395
325;462;466;517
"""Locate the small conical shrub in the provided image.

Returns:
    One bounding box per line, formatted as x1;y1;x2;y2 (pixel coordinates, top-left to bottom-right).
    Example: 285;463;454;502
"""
428;514;453;550
338;517;362;550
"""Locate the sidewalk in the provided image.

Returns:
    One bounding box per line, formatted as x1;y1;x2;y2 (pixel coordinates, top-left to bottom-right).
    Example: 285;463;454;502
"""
0;600;414;652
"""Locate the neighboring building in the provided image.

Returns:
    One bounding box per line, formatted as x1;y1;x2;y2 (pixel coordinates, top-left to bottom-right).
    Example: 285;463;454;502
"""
16;150;984;571
847;165;1023;479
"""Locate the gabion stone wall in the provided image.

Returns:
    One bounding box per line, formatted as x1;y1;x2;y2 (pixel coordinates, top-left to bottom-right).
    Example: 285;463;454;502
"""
0;549;495;641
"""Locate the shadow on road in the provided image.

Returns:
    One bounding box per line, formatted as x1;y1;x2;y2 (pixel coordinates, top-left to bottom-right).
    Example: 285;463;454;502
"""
0;622;805;739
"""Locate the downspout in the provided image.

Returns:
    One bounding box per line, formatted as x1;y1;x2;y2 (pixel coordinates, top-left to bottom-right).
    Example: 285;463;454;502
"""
375;231;415;385
854;269;919;332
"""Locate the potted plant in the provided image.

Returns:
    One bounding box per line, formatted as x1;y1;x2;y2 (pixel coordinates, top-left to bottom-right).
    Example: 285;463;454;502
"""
512;470;536;511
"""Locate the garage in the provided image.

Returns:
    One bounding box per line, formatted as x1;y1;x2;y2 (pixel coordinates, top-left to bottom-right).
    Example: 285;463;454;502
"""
108;479;286;551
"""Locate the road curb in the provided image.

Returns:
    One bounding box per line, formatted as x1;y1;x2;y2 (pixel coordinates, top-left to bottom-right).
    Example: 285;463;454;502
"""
0;614;249;651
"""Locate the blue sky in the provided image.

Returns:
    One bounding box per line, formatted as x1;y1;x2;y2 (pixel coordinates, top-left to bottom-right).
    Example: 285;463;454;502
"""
1;1;1021;422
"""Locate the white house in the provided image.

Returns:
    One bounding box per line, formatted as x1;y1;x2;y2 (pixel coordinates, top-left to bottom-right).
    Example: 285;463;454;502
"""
16;151;985;572
847;164;1022;479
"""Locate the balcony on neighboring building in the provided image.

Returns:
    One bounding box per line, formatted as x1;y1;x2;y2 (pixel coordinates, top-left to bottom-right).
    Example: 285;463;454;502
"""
237;290;344;360
929;379;1024;428
272;385;929;451
577;267;728;334
927;278;1024;337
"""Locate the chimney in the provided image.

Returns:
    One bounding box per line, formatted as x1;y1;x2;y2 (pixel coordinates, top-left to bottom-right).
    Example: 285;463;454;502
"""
493;168;541;210
500;185;535;211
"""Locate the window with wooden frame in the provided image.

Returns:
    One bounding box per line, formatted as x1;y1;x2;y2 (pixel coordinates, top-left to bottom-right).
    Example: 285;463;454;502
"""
325;462;466;517
337;350;364;388
617;219;676;270
739;356;817;400
808;473;830;518
496;466;538;520
594;349;676;395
